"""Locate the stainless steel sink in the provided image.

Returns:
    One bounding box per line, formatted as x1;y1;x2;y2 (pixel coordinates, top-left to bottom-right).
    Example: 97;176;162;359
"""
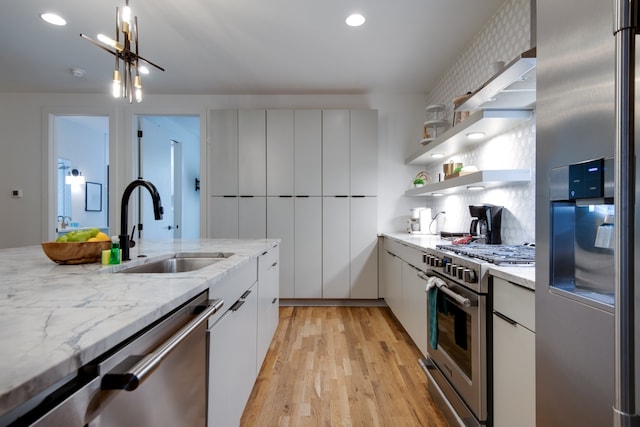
117;253;233;274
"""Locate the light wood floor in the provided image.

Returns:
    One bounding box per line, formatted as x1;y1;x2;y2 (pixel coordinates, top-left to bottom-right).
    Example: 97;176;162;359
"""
241;306;449;427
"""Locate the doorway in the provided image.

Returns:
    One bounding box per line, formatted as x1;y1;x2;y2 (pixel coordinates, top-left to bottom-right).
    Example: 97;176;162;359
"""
136;115;200;240
54;115;109;236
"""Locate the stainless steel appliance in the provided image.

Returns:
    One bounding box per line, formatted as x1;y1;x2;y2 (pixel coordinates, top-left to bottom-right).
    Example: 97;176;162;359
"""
468;204;503;245
536;0;640;424
419;244;535;426
4;293;223;427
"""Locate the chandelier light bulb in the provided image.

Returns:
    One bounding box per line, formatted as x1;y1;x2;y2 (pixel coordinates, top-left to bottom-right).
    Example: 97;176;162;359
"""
112;70;122;98
122;5;132;33
134;75;143;103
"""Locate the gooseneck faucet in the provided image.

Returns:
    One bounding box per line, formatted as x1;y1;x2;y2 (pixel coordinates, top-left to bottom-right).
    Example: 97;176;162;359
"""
119;178;163;261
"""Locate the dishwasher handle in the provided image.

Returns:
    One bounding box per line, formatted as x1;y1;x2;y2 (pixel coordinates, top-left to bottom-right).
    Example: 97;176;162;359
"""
102;298;223;392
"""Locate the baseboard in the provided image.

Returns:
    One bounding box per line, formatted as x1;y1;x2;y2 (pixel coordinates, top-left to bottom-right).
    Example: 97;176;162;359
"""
280;298;388;307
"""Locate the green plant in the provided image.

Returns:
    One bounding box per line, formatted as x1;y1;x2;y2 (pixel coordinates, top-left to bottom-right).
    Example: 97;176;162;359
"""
413;178;425;185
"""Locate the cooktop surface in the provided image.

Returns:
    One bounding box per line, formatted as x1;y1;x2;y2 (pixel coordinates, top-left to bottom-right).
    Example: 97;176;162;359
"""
435;243;536;265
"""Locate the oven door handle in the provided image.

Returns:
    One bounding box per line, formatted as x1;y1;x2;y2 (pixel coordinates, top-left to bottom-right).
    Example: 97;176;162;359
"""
418;272;474;308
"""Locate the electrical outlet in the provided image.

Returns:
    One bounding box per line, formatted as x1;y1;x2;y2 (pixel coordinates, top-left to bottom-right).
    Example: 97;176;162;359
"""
11;189;23;198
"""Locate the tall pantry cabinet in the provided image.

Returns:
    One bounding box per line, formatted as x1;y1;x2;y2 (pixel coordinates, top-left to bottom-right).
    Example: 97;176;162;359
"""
208;109;378;300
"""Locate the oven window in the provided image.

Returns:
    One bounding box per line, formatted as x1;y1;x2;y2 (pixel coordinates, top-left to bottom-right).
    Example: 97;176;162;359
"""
436;293;472;379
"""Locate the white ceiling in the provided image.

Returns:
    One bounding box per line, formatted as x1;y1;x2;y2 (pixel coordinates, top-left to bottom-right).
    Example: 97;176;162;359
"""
0;0;505;96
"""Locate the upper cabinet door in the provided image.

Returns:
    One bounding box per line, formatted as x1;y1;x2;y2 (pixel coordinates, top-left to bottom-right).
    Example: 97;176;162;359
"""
294;110;322;196
322;110;350;196
208;110;238;196
239;110;266;196
350;109;378;196
266;110;294;196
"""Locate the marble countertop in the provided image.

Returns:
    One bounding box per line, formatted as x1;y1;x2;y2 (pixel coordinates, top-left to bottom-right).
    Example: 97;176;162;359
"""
0;238;278;419
381;232;535;290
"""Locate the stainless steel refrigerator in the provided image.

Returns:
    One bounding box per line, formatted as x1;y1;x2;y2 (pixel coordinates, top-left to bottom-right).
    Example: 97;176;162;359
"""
537;0;640;425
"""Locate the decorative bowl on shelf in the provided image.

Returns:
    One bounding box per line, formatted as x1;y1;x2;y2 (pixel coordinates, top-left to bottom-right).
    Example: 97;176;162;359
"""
41;241;112;265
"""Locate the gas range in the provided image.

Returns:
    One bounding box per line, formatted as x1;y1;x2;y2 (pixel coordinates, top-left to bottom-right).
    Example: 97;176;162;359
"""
425;244;535;294
435;243;536;265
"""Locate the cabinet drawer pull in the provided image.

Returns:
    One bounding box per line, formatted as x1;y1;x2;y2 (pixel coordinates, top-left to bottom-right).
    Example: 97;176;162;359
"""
494;311;517;326
271;262;278;267
272;298;278;304
230;300;245;311
240;289;252;299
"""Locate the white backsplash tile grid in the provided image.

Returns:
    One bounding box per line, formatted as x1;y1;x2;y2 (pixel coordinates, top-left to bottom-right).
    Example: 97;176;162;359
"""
416;0;535;245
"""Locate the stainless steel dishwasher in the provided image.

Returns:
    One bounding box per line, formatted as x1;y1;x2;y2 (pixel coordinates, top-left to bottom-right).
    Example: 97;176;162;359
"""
7;292;223;427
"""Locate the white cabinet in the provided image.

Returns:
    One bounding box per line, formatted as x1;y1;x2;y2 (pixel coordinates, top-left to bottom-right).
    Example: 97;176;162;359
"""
401;262;428;356
350;109;378;196
492;276;535;427
294;110;322;196
322;109;378;196
209;196;239;238
267;110;294;196
380;248;402;315
294;197;322;298
350;196;378;299
208;108;378;300
380;236;428;357
267;197;294;297
322;197;350;298
208;277;258;427
208;110;238;196
257;245;280;371
238;110;266;196
322;110;350;196
239;196;266;239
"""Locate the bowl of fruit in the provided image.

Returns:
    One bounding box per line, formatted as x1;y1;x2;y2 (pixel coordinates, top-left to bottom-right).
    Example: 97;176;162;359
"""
41;228;112;264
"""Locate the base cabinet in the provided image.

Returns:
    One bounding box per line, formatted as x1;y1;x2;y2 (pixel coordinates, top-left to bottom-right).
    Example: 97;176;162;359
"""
257;245;280;371
380;237;427;357
207;246;280;427
492;276;535;427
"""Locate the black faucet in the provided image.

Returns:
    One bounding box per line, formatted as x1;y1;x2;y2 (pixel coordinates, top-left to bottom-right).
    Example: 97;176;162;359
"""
119;178;163;261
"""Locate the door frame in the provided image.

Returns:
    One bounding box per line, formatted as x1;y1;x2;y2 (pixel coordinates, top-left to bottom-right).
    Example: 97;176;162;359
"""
42;106;117;242
125;106;208;239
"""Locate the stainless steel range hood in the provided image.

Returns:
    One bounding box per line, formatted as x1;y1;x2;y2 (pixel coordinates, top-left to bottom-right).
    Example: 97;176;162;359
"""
457;47;536;111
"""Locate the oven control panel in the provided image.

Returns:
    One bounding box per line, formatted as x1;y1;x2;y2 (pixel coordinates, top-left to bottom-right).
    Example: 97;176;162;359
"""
425;248;484;292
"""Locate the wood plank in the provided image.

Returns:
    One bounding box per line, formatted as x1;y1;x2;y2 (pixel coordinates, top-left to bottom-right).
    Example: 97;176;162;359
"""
241;306;449;426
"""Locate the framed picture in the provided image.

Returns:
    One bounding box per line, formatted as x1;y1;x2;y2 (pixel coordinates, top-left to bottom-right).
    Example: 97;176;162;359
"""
85;182;102;212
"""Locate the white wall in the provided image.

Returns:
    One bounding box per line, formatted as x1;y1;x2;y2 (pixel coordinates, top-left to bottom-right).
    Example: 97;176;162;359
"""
0;92;425;248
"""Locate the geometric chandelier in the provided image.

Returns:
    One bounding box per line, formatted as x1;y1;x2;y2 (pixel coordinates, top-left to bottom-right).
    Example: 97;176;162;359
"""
80;0;164;103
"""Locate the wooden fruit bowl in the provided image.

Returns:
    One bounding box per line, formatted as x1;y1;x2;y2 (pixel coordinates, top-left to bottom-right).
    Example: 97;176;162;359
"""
41;241;112;265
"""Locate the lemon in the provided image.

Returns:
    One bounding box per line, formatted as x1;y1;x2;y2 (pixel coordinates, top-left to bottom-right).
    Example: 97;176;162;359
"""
95;232;111;241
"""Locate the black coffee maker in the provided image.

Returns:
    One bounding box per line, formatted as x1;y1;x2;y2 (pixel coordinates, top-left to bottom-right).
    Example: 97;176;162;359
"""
469;204;503;244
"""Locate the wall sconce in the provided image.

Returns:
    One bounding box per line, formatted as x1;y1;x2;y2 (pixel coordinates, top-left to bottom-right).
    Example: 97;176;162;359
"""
65;169;86;185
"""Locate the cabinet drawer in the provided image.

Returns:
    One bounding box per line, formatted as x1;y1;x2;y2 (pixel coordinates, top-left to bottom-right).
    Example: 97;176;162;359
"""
493;276;535;332
259;244;279;271
383;237;426;271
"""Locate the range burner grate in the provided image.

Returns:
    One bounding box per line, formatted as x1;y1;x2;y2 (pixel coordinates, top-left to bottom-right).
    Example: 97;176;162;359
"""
436;244;536;265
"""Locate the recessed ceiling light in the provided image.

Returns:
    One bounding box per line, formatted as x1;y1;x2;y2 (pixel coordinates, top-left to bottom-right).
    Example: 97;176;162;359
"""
346;13;366;27
467;186;485;191
467;132;485;140
431;153;445;159
40;12;67;26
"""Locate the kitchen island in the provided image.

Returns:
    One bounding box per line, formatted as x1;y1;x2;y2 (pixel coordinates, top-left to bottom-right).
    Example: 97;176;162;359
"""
0;238;279;423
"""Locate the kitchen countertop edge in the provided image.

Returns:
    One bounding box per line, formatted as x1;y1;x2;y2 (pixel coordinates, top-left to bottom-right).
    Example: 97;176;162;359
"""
381;232;535;290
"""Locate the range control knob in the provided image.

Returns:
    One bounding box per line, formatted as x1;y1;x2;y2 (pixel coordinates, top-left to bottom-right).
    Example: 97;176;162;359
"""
457;268;465;280
463;269;477;283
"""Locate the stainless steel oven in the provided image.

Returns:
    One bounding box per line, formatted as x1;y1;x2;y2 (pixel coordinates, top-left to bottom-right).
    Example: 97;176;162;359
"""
420;244;535;427
420;266;488;427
